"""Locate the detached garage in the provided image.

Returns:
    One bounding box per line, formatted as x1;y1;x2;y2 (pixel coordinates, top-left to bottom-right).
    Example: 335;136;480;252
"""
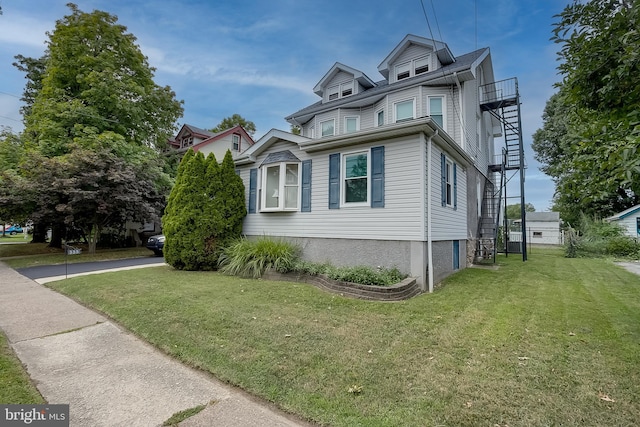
525;212;562;245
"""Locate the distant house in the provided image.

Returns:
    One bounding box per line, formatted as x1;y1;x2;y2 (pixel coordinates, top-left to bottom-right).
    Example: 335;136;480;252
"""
232;34;520;291
525;212;562;245
167;124;255;159
606;205;640;238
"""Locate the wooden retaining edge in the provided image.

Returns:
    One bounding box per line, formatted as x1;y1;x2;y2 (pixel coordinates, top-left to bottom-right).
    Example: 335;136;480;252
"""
261;271;422;301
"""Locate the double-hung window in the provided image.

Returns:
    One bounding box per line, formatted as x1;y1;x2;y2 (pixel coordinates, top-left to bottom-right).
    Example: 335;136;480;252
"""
428;96;444;128
329;146;385;209
232;134;240;151
327;81;354;101
321;119;335;137
396;62;411;81
376;110;384;127
261;162;300;211
344;116;359;134
344;152;368;204
395;99;415;122
440;153;457;209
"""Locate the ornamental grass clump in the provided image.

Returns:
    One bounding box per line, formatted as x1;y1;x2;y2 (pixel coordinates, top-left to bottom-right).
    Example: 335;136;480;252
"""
218;237;300;278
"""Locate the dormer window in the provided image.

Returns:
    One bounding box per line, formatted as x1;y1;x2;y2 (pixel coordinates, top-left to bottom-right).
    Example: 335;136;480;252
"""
181;136;193;147
328;86;339;100
394;55;431;82
396;63;411;81
415;56;430;75
341;82;353;97
327;81;355;101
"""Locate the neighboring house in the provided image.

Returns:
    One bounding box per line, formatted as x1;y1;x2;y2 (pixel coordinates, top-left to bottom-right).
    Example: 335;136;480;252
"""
606;205;640;238
234;34;517;291
167;124;255;159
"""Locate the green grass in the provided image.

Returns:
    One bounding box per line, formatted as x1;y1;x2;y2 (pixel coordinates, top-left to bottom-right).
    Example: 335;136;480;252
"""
0;332;45;404
162;403;208;426
46;248;640;426
1;245;154;269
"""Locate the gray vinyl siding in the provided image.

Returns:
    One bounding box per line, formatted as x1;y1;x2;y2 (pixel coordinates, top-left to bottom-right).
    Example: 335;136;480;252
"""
239;136;425;241
390;44;436;83
323;71;355;102
429;145;468;241
387;88;421;121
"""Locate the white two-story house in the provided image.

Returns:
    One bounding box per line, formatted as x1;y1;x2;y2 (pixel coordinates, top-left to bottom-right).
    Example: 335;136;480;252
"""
234;34;506;291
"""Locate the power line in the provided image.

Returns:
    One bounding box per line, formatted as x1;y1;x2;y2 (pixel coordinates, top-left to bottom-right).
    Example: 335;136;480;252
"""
0;91;22;99
0;114;21;123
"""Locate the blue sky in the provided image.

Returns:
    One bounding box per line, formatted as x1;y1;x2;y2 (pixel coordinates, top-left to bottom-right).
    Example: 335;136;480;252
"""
0;0;571;211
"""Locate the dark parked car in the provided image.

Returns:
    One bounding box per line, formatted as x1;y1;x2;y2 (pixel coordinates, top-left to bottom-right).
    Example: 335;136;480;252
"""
146;234;165;256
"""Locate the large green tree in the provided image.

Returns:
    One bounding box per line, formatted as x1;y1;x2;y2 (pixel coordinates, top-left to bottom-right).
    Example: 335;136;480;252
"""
210;114;256;137
506;203;536;220
6;3;183;248
534;0;640;225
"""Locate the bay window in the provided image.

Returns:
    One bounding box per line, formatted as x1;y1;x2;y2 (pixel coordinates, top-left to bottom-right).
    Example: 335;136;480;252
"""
261;162;300;211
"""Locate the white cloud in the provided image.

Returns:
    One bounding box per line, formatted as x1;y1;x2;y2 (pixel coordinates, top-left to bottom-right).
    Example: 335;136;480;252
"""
0;14;51;50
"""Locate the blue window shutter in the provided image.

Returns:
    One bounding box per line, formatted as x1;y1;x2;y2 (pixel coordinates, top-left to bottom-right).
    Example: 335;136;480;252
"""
329;153;340;209
371;146;385;208
453;163;458;210
301;160;312;212
440;153;446;207
248;168;257;214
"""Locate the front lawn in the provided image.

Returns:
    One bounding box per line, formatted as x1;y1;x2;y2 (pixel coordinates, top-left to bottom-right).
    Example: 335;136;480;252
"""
0;332;45;404
47;249;640;426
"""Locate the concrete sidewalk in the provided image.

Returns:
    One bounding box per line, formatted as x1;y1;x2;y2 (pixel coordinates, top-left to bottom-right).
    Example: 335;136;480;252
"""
0;262;313;427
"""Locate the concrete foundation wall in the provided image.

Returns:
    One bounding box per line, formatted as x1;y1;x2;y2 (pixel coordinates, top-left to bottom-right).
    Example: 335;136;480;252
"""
246;235;464;291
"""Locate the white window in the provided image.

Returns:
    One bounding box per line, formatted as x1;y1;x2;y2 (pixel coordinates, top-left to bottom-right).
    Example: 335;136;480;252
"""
232;134;240;151
308;126;315;139
261;163;300;211
445;158;453;206
344;116;359;134
341;81;353;97
395;99;415;122
376;110;384;127
396;62;410;81
328;86;339;100
414;56;430;75
327;81;354;101
343;151;369;204
428;96;444;128
321;119;335;137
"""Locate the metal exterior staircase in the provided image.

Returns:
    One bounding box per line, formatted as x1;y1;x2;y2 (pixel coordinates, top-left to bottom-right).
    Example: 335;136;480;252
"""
476;78;527;262
476;163;503;262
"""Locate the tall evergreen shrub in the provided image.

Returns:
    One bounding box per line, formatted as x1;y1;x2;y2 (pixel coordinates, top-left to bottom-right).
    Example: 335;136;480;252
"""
163;150;209;270
162;149;246;270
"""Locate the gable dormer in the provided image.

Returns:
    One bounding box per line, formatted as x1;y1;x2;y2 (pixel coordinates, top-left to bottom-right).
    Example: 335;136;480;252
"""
313;62;376;104
174;124;216;149
378;34;455;84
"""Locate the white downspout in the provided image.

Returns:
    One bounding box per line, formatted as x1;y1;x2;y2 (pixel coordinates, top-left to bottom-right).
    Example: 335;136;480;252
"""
427;130;437;293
